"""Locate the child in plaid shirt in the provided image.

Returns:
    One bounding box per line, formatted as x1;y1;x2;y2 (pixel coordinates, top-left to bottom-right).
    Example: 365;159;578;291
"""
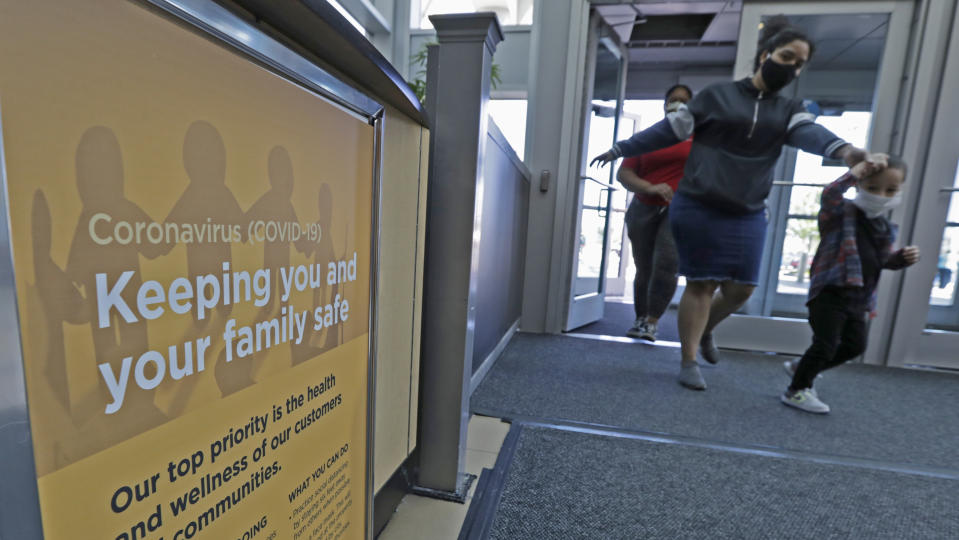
782;155;920;413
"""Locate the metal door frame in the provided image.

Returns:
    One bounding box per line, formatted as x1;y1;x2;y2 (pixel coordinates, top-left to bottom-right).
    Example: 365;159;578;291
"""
564;15;628;331
885;0;959;370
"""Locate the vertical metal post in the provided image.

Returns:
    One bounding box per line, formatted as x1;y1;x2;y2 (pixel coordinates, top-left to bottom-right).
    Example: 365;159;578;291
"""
0;104;45;540
417;13;503;498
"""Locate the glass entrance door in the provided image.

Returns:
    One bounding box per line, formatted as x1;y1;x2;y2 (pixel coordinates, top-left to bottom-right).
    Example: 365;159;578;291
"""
917;167;959;367
885;4;959;369
606;110;644;299
713;1;915;355
565;19;626;331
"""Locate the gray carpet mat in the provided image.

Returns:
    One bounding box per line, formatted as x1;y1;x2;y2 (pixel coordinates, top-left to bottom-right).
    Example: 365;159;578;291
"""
568;302;680;342
471;333;959;470
488;426;959;540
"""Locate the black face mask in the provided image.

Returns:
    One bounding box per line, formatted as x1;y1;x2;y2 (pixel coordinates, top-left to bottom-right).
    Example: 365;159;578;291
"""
760;57;798;93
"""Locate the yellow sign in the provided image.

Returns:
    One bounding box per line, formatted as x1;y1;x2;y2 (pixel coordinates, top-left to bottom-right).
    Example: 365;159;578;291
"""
0;1;374;539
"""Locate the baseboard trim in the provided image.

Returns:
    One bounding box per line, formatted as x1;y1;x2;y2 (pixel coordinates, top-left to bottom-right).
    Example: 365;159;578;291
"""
469;320;519;395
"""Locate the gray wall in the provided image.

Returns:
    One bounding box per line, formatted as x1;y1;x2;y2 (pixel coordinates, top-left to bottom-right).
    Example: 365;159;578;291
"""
472;119;530;375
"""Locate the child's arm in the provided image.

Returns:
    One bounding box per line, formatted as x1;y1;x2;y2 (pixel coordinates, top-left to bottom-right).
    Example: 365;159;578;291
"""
818;171;859;223
884;246;920;270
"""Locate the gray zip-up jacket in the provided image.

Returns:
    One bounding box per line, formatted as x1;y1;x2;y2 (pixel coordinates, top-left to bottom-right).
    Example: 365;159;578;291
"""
610;78;848;214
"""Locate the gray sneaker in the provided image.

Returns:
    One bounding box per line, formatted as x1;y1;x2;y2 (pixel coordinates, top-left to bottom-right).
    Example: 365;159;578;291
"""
626;317;645;338
638;321;657;342
679;363;707;390
700;333;721;364
781;388;829;414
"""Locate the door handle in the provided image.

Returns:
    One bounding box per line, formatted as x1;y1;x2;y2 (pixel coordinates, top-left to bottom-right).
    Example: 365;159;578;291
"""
581;175;621;190
581;176;618;210
940;187;959;193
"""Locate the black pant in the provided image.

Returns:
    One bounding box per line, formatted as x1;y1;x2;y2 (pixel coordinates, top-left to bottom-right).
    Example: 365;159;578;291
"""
625;200;678;320
790;288;868;391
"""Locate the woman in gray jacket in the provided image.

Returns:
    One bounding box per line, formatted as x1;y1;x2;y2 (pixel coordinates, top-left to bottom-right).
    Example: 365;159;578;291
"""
591;17;881;390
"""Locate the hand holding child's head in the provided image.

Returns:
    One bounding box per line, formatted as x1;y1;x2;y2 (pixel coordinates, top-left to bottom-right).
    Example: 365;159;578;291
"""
851;153;888;179
866;152;889;169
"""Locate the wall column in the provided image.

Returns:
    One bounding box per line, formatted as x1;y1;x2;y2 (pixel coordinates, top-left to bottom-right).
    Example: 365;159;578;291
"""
520;0;591;333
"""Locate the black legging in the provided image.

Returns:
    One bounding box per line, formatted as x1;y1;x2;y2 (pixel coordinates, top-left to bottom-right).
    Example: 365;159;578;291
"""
626;199;679;320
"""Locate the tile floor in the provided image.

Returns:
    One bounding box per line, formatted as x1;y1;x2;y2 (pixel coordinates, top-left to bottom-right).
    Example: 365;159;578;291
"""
377;415;510;539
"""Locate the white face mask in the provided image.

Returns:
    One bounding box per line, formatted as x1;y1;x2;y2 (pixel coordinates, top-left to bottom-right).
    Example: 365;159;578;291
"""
665;100;686;113
852;189;902;218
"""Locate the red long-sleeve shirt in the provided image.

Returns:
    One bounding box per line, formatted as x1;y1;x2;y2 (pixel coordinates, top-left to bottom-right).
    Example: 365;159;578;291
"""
620;139;692;206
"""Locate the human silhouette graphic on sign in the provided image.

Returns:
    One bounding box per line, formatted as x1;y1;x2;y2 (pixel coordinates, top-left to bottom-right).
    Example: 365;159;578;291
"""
227;146;310;391
65;126;168;434
163;121;247;412
31;190;89;414
293;182;348;364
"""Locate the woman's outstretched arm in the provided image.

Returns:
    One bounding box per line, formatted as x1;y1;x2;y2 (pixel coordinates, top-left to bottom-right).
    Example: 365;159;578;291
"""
591;105;693;167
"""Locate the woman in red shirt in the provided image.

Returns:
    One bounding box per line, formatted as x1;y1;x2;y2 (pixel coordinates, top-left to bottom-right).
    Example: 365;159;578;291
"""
617;84;693;341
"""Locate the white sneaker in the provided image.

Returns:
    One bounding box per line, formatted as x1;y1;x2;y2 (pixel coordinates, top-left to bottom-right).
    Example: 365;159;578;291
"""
626;317;645;338
781;388;830;414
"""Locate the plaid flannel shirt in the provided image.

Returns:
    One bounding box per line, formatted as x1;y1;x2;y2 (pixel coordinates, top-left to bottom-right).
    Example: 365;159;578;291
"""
807;172;908;314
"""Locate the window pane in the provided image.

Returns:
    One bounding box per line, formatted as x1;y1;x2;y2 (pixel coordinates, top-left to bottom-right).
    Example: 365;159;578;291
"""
788;186;823;216
575;208;606;294
927;164;959;320
583;103;616;184
617;116;636;141
929;227;959;309
792;112;871;184
416;0;534;29
488;99;527;160
622;100;667;131
777;218;819;296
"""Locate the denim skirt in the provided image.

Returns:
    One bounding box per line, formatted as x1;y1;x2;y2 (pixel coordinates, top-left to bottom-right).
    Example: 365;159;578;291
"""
668;191;768;285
